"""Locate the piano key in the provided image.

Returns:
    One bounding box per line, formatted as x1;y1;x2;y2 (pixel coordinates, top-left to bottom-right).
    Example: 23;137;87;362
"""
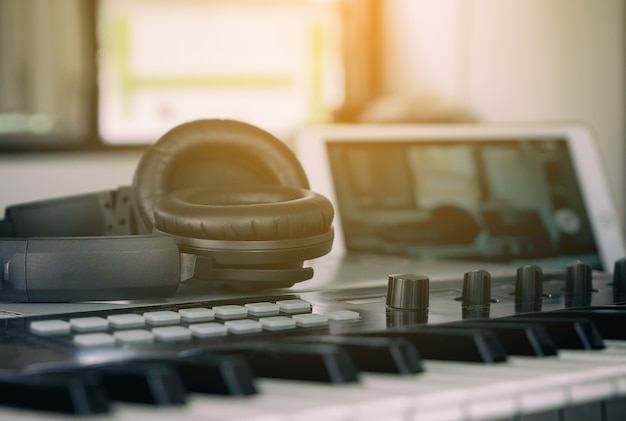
152;355;575;420
223;342;359;384
500;316;605;350
199;347;626;421
440;356;624;412
92;361;187;406
175;352;257;396
356;339;625;419
290;335;423;374
0;371;110;415
440;321;558;356
183;373;463;421
505;356;626;421
550;307;626;340
110;386;352;421
420;361;598;421
3;340;626;421
359;326;508;363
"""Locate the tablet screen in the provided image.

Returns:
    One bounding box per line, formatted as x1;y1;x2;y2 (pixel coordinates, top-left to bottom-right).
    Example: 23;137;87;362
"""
326;137;601;269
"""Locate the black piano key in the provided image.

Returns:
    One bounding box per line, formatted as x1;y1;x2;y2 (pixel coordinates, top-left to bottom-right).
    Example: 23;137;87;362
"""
441;321;558;357
521;307;626;340
518;409;560;421
176;353;257;396
0;371;109;415
604;396;626;421
501;316;605;350
358;327;508;363
93;361;186;405
223;343;360;383
290;335;423;374
561;401;604;421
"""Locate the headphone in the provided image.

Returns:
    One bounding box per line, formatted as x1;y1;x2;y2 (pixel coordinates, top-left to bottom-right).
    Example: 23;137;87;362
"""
0;119;335;302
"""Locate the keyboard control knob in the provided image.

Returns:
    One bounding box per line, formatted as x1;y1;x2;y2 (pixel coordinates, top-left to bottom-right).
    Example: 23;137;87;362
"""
386;273;429;310
515;265;543;313
462;269;491;319
386;274;429;327
613;257;626;303
565;260;592;307
462;270;491;306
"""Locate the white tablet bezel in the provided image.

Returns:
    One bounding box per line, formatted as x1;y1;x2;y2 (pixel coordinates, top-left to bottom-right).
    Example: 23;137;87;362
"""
294;122;625;271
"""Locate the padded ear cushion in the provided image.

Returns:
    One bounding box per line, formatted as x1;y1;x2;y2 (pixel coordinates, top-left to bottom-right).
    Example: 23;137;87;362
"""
133;119;311;232
153;185;334;241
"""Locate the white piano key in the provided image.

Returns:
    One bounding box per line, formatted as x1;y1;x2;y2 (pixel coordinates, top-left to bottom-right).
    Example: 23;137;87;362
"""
362;369;517;420
181;386;353;421
108;399;285;421
257;379;412;421
379;362;561;419
423;354;626;415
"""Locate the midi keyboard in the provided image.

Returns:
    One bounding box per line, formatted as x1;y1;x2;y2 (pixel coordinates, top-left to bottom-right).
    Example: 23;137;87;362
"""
1;254;626;421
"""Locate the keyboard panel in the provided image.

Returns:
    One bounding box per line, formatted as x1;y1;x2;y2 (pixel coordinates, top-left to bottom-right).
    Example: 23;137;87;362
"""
0;258;624;420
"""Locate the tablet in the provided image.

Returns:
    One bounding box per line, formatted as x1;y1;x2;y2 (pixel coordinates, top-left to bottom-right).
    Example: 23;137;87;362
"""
294;122;625;271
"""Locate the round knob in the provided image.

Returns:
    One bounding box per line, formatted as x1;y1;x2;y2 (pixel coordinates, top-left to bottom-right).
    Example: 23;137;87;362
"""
461;269;491;319
565;260;592;307
613;257;626;303
462;269;491;307
515;265;543;313
386;273;429;310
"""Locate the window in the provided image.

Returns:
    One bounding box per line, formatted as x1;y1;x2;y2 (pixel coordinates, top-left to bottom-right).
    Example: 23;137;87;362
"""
0;0;380;149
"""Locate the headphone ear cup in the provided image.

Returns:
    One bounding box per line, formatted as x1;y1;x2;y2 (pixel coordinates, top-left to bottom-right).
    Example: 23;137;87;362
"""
153;185;334;242
132;119;334;290
133;119;311;232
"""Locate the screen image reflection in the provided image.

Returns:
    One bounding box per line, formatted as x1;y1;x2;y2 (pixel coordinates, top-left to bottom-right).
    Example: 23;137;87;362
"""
328;138;600;270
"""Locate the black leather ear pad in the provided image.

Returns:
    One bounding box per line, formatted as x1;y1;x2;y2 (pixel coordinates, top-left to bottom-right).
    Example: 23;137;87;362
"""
133;119;312;232
153;185;334;242
133;119;334;288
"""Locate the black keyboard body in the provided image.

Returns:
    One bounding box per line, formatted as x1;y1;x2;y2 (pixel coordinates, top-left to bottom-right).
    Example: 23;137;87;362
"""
0;254;625;420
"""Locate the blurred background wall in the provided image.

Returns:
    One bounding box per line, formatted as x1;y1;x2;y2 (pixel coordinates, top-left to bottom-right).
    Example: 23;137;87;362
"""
380;0;625;226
